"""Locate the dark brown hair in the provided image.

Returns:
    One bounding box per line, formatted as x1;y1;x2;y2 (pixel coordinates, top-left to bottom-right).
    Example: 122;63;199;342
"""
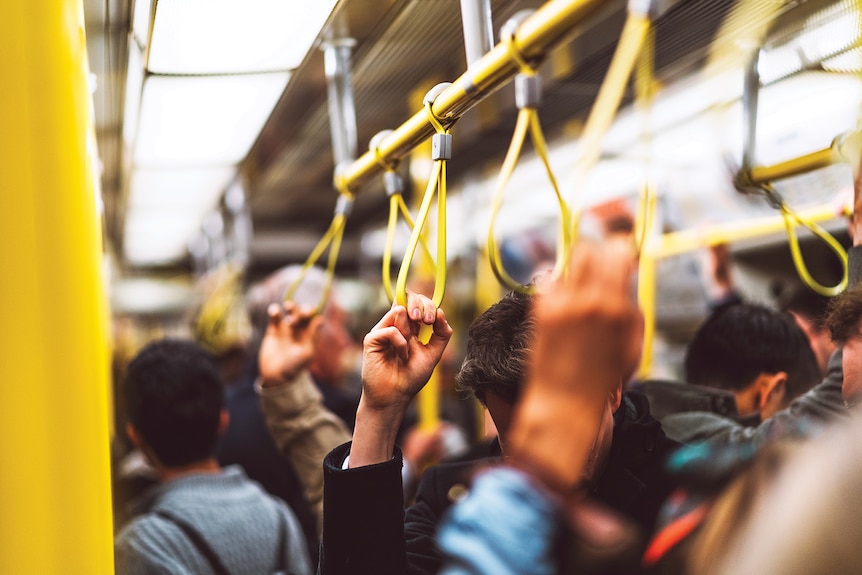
455;290;535;406
825;284;862;344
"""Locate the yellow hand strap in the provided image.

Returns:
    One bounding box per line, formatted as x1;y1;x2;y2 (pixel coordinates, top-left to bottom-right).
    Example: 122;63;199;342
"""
741;183;849;297
633;23;657;255
376;149;437;303
569;12;652;235
284;191;353;315
632;21;658;379
780;200;848;296
487;34;573;293
394;100;449;308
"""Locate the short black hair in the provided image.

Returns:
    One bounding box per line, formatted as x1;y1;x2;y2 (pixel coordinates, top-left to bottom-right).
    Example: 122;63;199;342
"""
825;284;862;345
455;290;534;405
124;339;225;468
685;303;820;399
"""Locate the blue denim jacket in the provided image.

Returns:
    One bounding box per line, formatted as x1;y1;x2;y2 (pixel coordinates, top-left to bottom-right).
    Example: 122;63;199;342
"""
438;467;559;575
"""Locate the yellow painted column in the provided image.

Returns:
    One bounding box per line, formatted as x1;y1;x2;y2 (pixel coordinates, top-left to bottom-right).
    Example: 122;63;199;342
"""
0;1;115;573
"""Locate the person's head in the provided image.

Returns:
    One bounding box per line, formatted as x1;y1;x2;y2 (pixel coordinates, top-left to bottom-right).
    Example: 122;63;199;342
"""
456;290;622;480
247;265;356;386
124;339;227;470
779;287;836;377
824;285;862;404
685;304;820;420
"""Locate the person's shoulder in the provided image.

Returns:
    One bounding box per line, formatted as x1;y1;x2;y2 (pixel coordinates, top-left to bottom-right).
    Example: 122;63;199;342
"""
114;513;191;575
115;511;179;554
661;410;741;445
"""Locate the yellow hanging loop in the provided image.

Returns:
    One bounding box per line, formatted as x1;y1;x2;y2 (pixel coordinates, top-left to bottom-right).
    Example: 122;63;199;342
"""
779;196;848;297
486;24;573;293
394;85;451;308
742;183;849;297
633;20;658;379
569;6;653;236
284;189;353;315
373;133;437;303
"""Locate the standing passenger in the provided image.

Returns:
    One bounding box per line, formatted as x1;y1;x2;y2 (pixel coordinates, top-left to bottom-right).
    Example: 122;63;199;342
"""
114;339;311;575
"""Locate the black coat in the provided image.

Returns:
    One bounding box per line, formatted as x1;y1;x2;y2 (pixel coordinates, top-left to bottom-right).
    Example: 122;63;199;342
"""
319;393;679;575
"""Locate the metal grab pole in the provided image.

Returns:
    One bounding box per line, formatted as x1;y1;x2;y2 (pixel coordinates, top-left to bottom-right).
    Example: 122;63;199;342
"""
324;38;359;167
339;0;607;193
0;1;114;573
460;0;494;66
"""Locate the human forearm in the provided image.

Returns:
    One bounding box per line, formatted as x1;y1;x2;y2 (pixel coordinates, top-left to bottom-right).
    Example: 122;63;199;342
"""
257;371;351;530
508;388;605;494
349;399;407;468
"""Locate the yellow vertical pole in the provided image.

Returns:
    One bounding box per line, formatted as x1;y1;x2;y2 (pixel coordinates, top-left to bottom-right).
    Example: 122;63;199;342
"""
0;1;115;573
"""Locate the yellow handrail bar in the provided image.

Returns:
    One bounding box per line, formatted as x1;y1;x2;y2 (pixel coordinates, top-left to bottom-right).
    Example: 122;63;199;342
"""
650;204;845;259
747;130;862;185
336;0;608;194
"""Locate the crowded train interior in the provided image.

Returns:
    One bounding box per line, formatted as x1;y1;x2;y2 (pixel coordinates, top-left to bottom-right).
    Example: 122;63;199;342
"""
4;0;862;572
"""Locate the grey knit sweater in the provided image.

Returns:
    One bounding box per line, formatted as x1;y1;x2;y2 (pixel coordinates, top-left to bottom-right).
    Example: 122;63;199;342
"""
115;466;311;575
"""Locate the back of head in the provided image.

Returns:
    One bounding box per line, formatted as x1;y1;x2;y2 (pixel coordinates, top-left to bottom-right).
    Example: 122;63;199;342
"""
684;303;819;399
246;265;330;353
455;290;534;405
124;339;224;468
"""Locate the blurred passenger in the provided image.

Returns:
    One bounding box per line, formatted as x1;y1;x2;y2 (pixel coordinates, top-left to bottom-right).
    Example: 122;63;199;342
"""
318;258;679;575
643;303;820;444
255;267;452;529
114;339;311;575
704;415;862;575
248;265;360;430
434;200;862;575
779;286;836;377
254;286;353;535
437;241;648;575
214;268;324;556
188;263;318;557
824;283;862;407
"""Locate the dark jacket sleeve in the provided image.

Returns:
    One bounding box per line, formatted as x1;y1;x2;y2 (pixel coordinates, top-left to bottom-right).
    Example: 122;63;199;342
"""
319;442;406;575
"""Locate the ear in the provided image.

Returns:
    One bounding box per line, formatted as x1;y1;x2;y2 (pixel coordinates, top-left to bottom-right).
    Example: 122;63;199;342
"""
126;423;143;449
218;409;230;435
126;423;161;468
609;384;623;412
757;372;787;419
